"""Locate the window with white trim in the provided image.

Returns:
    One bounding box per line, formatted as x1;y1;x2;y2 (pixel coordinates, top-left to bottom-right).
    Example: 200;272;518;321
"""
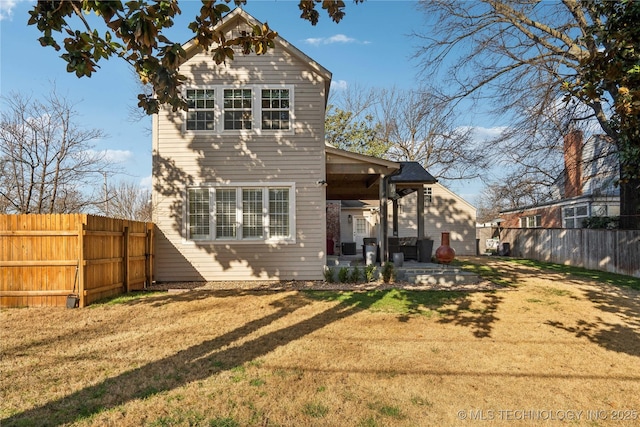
563;205;588;228
224;88;252;130
186;89;216;131
261;89;290;130
520;215;541;228
424;187;432;204
186;185;295;241
187;188;211;239
184;85;293;133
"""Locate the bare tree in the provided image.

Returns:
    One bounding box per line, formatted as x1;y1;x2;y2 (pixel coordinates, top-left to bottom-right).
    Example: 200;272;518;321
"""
0;89;116;213
98;181;152;222
375;87;486;182
415;0;640;228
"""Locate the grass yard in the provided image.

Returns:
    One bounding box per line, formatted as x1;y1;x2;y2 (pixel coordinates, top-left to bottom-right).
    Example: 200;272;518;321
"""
1;257;639;426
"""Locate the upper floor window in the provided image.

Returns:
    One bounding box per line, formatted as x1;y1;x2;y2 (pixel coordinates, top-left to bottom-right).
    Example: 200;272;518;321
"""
186;184;295;242
520;215;541;228
261;89;290;130
563;205;588;228
183;85;293;133
186;89;215;131
224;89;252;130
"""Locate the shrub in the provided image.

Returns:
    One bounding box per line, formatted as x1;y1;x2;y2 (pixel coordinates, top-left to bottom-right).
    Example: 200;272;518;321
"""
364;264;377;282
582;216;619;229
338;267;350;283
323;267;335;283
381;262;395;283
350;265;361;282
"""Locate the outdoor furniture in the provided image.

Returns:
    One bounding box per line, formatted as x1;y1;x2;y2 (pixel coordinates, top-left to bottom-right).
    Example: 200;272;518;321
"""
388;237;418;260
341;242;356;255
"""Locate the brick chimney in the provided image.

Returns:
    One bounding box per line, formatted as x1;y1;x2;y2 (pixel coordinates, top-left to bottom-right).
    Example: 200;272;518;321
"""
563;130;583;198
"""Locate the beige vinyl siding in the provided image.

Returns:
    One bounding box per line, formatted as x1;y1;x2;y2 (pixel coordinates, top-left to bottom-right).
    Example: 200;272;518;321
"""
393;183;477;255
153;21;328;281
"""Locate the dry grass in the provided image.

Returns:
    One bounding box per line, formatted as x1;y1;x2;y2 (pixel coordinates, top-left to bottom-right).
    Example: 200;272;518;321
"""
2;257;640;427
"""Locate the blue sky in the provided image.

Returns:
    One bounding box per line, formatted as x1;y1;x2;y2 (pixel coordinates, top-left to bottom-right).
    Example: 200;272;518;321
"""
0;0;497;205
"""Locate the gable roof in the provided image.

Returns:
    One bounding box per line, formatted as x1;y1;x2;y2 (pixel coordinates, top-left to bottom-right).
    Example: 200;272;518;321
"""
181;8;333;104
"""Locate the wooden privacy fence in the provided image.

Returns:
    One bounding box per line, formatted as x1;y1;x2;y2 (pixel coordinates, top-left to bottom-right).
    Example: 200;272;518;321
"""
501;228;640;278
1;214;154;307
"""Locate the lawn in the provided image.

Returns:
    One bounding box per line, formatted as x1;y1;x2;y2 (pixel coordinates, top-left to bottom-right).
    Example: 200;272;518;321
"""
2;257;639;426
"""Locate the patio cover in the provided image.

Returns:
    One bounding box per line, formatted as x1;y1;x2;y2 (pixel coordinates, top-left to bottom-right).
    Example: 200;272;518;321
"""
324;146;438;261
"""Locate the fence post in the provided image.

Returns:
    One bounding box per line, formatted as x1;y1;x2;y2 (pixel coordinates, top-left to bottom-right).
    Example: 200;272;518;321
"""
145;223;153;288
78;222;86;308
124;225;130;293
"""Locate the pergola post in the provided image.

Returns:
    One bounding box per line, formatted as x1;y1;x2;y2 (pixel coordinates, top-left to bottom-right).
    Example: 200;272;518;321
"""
380;175;388;262
417;185;425;239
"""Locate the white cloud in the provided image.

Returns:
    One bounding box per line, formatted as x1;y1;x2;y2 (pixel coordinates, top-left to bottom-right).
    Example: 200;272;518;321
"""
139;175;152;191
330;80;348;91
458;126;508;143
86;149;134;163
304;34;364;46
0;0;29;21
104;149;134;162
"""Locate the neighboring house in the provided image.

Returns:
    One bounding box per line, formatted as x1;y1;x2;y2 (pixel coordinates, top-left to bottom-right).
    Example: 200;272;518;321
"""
152;9;476;282
500;131;620;229
395;183;477;255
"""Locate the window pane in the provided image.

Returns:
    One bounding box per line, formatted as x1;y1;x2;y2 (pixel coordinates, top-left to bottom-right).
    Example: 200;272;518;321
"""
216;189;236;238
576;206;588;216
564;207;574;217
269;189;289;237
243;189;263;238
188;189;210;239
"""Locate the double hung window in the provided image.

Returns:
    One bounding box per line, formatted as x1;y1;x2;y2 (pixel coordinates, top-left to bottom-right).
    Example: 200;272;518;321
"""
261;89;290;130
223;89;253;130
186;89;216;131
187;185;294;242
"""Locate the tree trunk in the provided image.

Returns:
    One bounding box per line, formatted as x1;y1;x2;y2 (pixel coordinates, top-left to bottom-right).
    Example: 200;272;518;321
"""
619;178;640;229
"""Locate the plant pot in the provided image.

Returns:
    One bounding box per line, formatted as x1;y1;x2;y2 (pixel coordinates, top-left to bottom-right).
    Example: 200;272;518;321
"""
435;232;455;264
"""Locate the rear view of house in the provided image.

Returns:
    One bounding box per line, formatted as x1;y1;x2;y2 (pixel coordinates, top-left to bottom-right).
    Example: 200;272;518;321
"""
152;9;330;281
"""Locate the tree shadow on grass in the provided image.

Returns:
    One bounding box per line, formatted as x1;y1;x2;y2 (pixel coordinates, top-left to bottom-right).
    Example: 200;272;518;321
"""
437;292;503;338
546;285;640;357
305;288;503;338
2;290;386;426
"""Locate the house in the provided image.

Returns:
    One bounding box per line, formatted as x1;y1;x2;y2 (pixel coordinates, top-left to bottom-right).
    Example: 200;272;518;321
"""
152;9;476;282
393;182;478;256
500;131;620;229
152;8;332;282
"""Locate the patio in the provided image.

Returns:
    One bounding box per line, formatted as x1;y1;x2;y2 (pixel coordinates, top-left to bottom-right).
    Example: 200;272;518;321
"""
326;254;482;288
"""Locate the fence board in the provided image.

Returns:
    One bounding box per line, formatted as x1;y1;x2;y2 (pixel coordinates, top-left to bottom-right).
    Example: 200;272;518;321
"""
502;228;640;278
1;214;154;307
